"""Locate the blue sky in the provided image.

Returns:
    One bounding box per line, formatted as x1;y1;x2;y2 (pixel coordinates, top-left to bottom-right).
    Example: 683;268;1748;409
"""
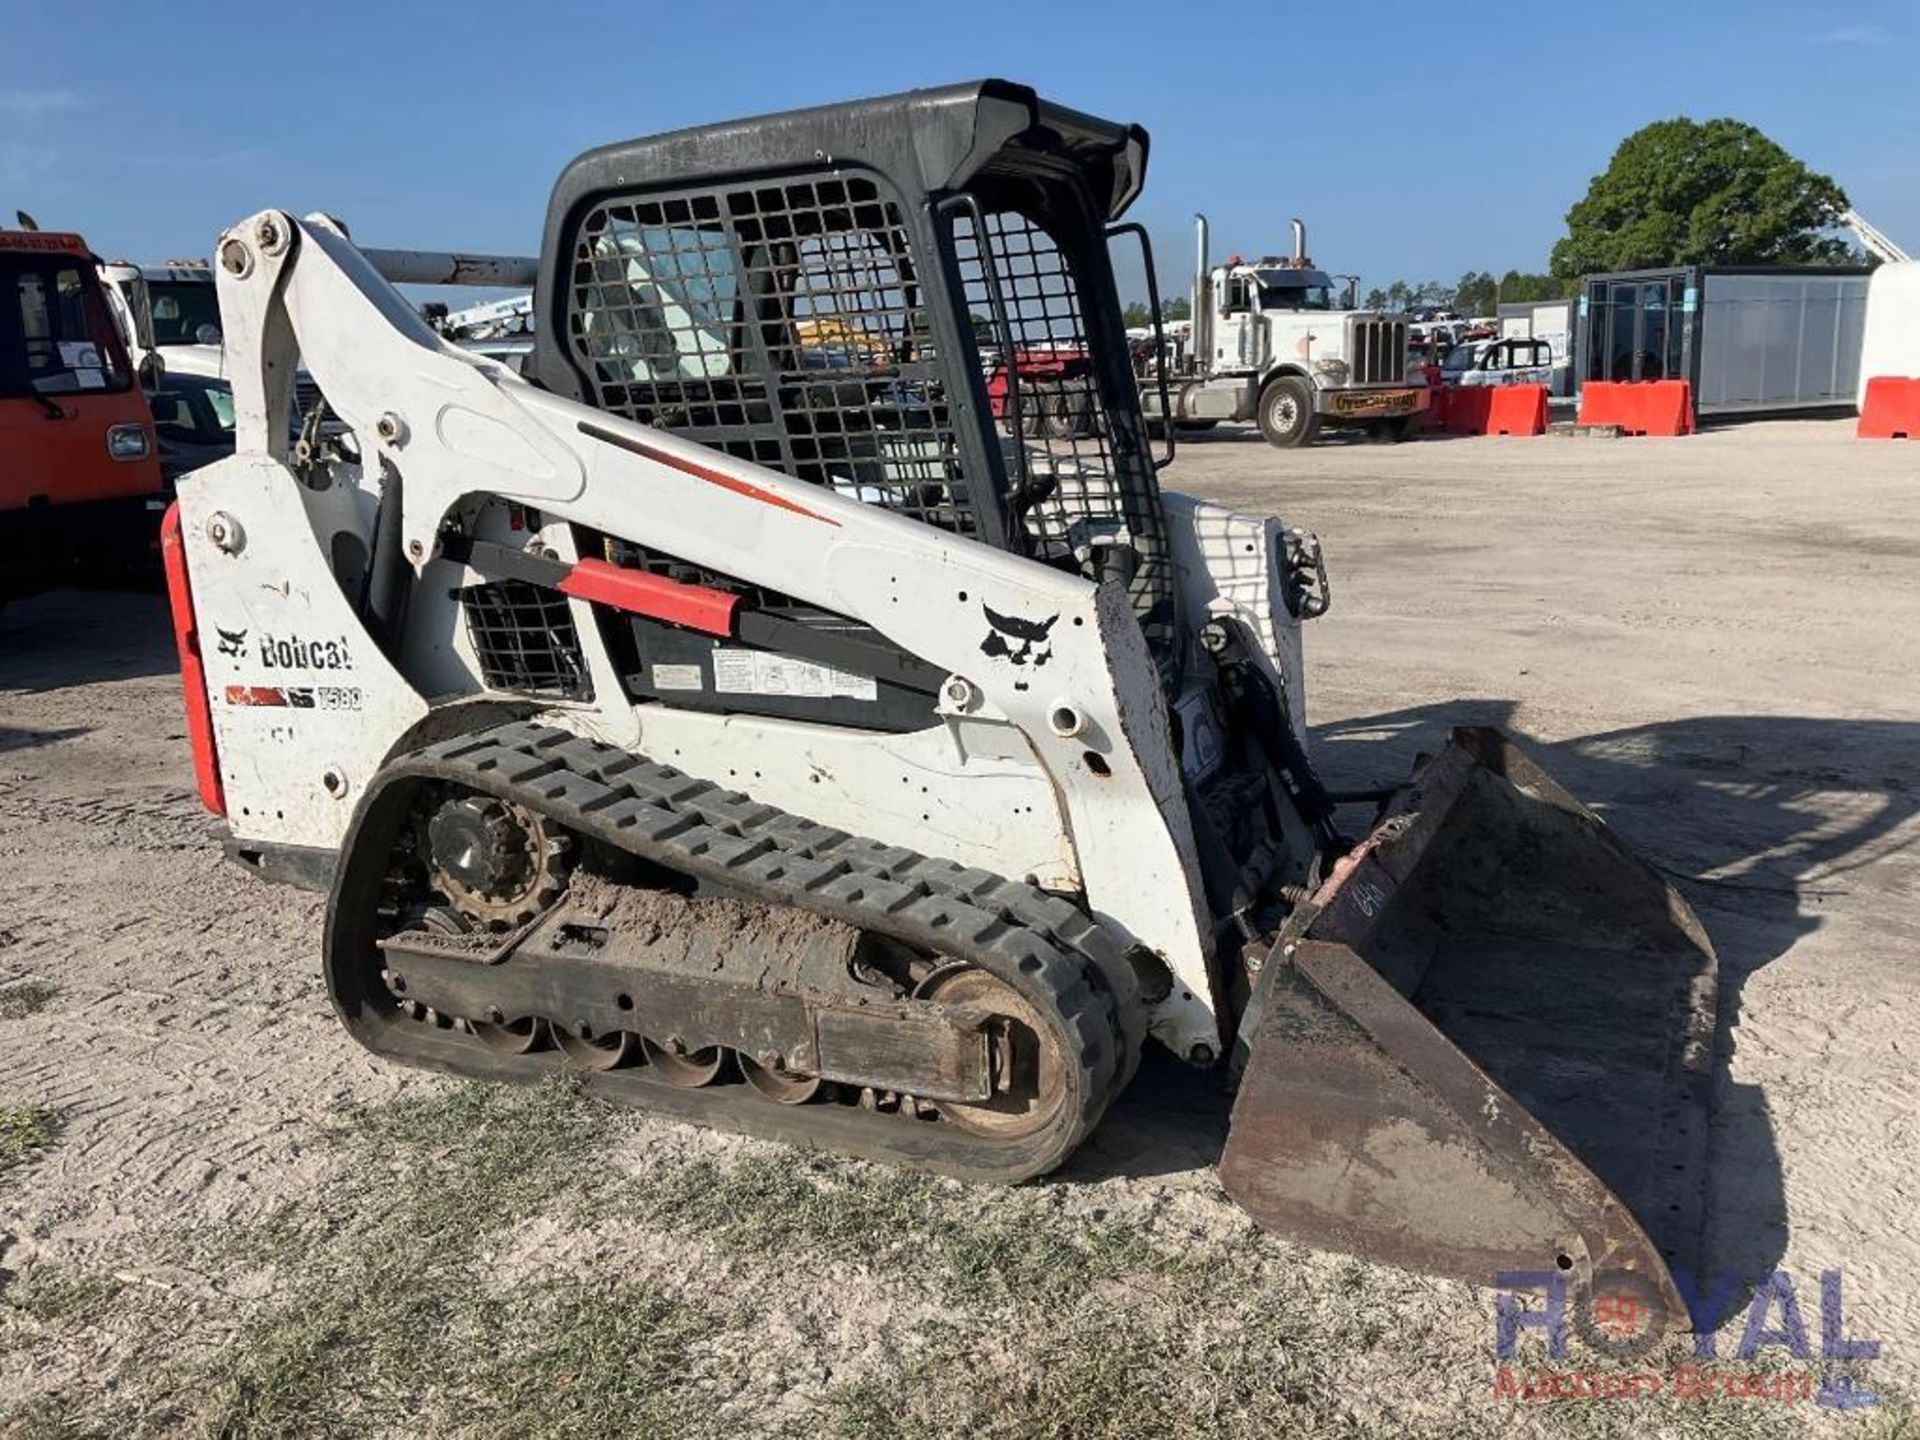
3;0;1913;301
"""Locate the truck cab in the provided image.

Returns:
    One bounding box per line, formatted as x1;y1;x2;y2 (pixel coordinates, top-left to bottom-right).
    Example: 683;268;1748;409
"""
100;259;225;381
1208;260;1343;370
2;230;166;600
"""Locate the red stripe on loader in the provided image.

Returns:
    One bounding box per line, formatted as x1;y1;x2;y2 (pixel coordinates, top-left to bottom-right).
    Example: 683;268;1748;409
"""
160;503;226;816
558;558;740;637
224;686;290;707
578;420;842;526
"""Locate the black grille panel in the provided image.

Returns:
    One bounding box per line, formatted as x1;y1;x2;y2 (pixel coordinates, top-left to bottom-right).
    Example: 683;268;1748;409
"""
461;580;593;701
1350;318;1408;385
564;173;977;536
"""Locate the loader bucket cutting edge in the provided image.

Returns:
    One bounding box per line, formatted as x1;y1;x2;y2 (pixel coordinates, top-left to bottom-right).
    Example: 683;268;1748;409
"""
1220;727;1717;1330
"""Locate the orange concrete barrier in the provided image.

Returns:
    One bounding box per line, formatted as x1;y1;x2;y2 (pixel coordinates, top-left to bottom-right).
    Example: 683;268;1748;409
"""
1419;366;1446;431
1440;386;1491;434
1486;384;1549;436
1426;384;1548;436
1578;380;1694;436
1858;376;1920;439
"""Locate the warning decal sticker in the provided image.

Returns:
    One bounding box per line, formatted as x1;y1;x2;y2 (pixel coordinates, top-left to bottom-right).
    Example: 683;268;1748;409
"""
711;649;876;702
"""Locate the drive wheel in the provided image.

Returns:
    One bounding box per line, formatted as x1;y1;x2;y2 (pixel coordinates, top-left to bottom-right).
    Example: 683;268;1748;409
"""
424;793;567;932
1257;375;1320;448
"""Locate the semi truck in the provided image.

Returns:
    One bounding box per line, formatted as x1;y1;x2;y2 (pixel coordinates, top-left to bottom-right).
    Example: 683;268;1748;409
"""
1140;216;1426;447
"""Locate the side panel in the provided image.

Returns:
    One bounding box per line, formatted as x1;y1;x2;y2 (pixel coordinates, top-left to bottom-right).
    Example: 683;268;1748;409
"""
1161;491;1307;736
174;454;429;848
1697;271;1869;414
629;706;1080;891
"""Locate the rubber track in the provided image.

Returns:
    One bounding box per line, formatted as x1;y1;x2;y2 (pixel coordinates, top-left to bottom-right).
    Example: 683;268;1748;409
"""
353;720;1144;1179
496;724;1147;1084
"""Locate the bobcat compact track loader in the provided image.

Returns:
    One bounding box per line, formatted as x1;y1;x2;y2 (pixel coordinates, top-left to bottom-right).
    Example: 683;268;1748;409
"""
163;81;1717;1328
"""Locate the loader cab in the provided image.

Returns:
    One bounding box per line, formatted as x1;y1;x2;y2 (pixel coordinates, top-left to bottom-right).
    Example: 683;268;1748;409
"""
533;80;1181;720
0;230;166;600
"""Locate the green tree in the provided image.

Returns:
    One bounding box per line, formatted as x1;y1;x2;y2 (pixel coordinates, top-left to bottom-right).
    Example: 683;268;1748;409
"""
1364;287;1388;310
1452;270;1498;316
1551;117;1849;277
1120;296;1190;328
1497;270;1576;303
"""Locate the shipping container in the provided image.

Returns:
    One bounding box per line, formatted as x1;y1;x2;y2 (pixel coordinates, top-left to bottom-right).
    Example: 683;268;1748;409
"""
1575;266;1870;416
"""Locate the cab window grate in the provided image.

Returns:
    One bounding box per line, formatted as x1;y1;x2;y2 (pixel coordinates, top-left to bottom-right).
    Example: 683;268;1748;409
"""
565;174;978;537
460;580;593;701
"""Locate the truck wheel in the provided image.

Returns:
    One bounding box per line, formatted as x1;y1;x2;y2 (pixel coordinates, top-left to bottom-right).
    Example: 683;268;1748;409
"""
1020;384;1055;438
1045;384;1092;440
1257;377;1319;449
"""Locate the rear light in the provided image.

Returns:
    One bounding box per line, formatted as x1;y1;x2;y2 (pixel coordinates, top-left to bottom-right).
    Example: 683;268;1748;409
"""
160;503;226;815
107;422;152;460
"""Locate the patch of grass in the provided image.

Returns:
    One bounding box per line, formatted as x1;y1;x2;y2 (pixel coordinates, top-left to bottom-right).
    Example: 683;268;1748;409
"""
123;1089;1193;1434
0;982;57;1020
341;1073;621;1240
627;1151;1168;1308
827;1304;1415;1440
0;1395;96;1439
33;1069;1898;1440
0;1107;54;1170
464;1281;718;1439
1857;1388;1918;1438
3;1267;123;1327
109;1079;727;1438
175;1229;720;1439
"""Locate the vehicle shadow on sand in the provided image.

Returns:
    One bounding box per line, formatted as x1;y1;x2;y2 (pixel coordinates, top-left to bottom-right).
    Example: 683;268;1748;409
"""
0;585;178;694
1069;702;1920;1326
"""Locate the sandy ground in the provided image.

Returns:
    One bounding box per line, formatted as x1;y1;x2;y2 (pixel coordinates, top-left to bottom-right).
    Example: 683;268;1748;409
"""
1;416;1916;1436
1197;417;1920;1375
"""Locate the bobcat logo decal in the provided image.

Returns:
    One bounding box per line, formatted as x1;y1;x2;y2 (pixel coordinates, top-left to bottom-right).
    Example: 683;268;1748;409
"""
980;604;1058;668
215;626;248;659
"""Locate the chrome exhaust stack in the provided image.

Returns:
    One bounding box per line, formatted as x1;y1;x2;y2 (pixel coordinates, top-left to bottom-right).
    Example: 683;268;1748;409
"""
1191;213;1211;364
